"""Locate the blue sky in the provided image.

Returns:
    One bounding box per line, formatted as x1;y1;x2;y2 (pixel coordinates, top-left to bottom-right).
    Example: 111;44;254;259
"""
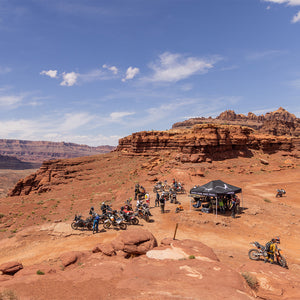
0;0;300;146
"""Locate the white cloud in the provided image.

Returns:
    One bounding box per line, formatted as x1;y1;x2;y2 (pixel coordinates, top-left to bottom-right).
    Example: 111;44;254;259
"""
146;52;217;83
122;67;140;82
263;0;300;5
109;111;135;122
292;10;300;22
0;95;23;107
40;69;58;78
60;112;95;131
103;64;118;74
60;72;79;86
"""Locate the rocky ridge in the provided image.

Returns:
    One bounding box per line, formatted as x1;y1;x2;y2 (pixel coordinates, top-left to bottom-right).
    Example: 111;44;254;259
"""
117;123;299;163
172;107;300;137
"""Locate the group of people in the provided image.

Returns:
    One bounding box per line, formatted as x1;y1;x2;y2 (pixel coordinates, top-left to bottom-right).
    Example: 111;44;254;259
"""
192;194;240;218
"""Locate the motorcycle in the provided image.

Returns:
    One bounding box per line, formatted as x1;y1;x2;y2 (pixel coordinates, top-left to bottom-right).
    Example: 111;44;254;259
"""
153;180;170;193
71;214;93;231
248;242;287;268
171;182;186;194
103;211;127;230
136;204;151;222
276;189;286;197
119;208;139;225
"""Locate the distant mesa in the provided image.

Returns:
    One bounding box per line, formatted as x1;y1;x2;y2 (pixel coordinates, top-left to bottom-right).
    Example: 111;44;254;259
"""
0;139;115;169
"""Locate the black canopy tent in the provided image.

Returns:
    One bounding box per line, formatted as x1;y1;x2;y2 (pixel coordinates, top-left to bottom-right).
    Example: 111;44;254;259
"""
189;180;242;216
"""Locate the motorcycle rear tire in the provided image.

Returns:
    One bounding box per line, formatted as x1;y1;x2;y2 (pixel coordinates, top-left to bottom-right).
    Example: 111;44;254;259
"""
248;249;261;260
87;223;93;231
71;221;78;230
131;217;139;225
119;223;127;230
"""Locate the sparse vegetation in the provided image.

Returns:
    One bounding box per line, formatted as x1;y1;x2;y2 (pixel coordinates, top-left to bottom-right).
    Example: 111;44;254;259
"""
241;272;258;290
0;289;19;300
0;213;4;219
264;198;271;203
188;255;196;259
36;270;45;275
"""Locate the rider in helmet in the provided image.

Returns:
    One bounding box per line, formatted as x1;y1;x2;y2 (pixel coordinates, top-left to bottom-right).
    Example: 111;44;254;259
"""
265;237;280;263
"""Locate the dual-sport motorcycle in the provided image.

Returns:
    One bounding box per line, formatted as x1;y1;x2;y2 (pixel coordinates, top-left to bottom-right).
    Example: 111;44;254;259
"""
71;214;93;231
276;189;286;197
119;207;139;225
153;181;170;193
136;203;151;222
103;210;127;230
170;182;186;194
248;241;287;268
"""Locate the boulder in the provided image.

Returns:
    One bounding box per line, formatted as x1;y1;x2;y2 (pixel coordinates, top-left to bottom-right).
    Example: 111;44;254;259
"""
92;243;115;256
0;261;23;275
111;228;157;255
60;251;82;267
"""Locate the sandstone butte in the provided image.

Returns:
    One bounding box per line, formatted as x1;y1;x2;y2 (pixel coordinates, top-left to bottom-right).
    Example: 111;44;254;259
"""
0;108;299;300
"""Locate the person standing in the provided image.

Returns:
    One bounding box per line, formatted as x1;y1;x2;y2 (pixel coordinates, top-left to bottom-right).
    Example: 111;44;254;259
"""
160;193;166;213
134;184;140;200
93;213;99;234
230;197;237;218
155;192;160;207
145;192;150;207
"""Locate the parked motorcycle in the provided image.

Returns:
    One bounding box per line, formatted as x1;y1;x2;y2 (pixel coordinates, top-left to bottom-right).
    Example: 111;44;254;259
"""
170;182;186;194
248;241;287;268
120;208;139;225
71;214;93;231
136;204;151;222
103;211;127;230
276;189;286;197
153;180;170;193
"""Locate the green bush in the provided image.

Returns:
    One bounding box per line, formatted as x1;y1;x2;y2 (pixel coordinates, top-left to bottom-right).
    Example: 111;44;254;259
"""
36;270;45;275
188;255;196;259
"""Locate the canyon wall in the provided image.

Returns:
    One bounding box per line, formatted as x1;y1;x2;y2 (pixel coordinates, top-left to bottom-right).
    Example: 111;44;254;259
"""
0;139;115;164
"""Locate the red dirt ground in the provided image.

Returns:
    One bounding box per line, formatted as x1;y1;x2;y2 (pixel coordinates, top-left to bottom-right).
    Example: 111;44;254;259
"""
0;150;299;299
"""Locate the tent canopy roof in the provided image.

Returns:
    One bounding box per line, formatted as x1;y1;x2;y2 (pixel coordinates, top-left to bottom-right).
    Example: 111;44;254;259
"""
190;180;242;197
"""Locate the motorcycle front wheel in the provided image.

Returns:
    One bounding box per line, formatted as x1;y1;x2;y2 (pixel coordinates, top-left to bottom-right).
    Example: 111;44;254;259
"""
103;222;111;229
277;256;287;268
248;249;261;260
71;221;78;230
131;217;139;225
119;223;127;230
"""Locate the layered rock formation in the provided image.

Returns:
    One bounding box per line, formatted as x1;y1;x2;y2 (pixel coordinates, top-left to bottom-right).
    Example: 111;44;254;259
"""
172;107;300;137
117;124;298;163
0;139;115;164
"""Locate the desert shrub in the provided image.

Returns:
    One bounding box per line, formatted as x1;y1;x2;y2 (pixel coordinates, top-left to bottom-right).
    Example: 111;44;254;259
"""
0;289;18;300
188;255;196;259
241;272;258;290
264;198;271;203
36;270;45;275
0;213;4;219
